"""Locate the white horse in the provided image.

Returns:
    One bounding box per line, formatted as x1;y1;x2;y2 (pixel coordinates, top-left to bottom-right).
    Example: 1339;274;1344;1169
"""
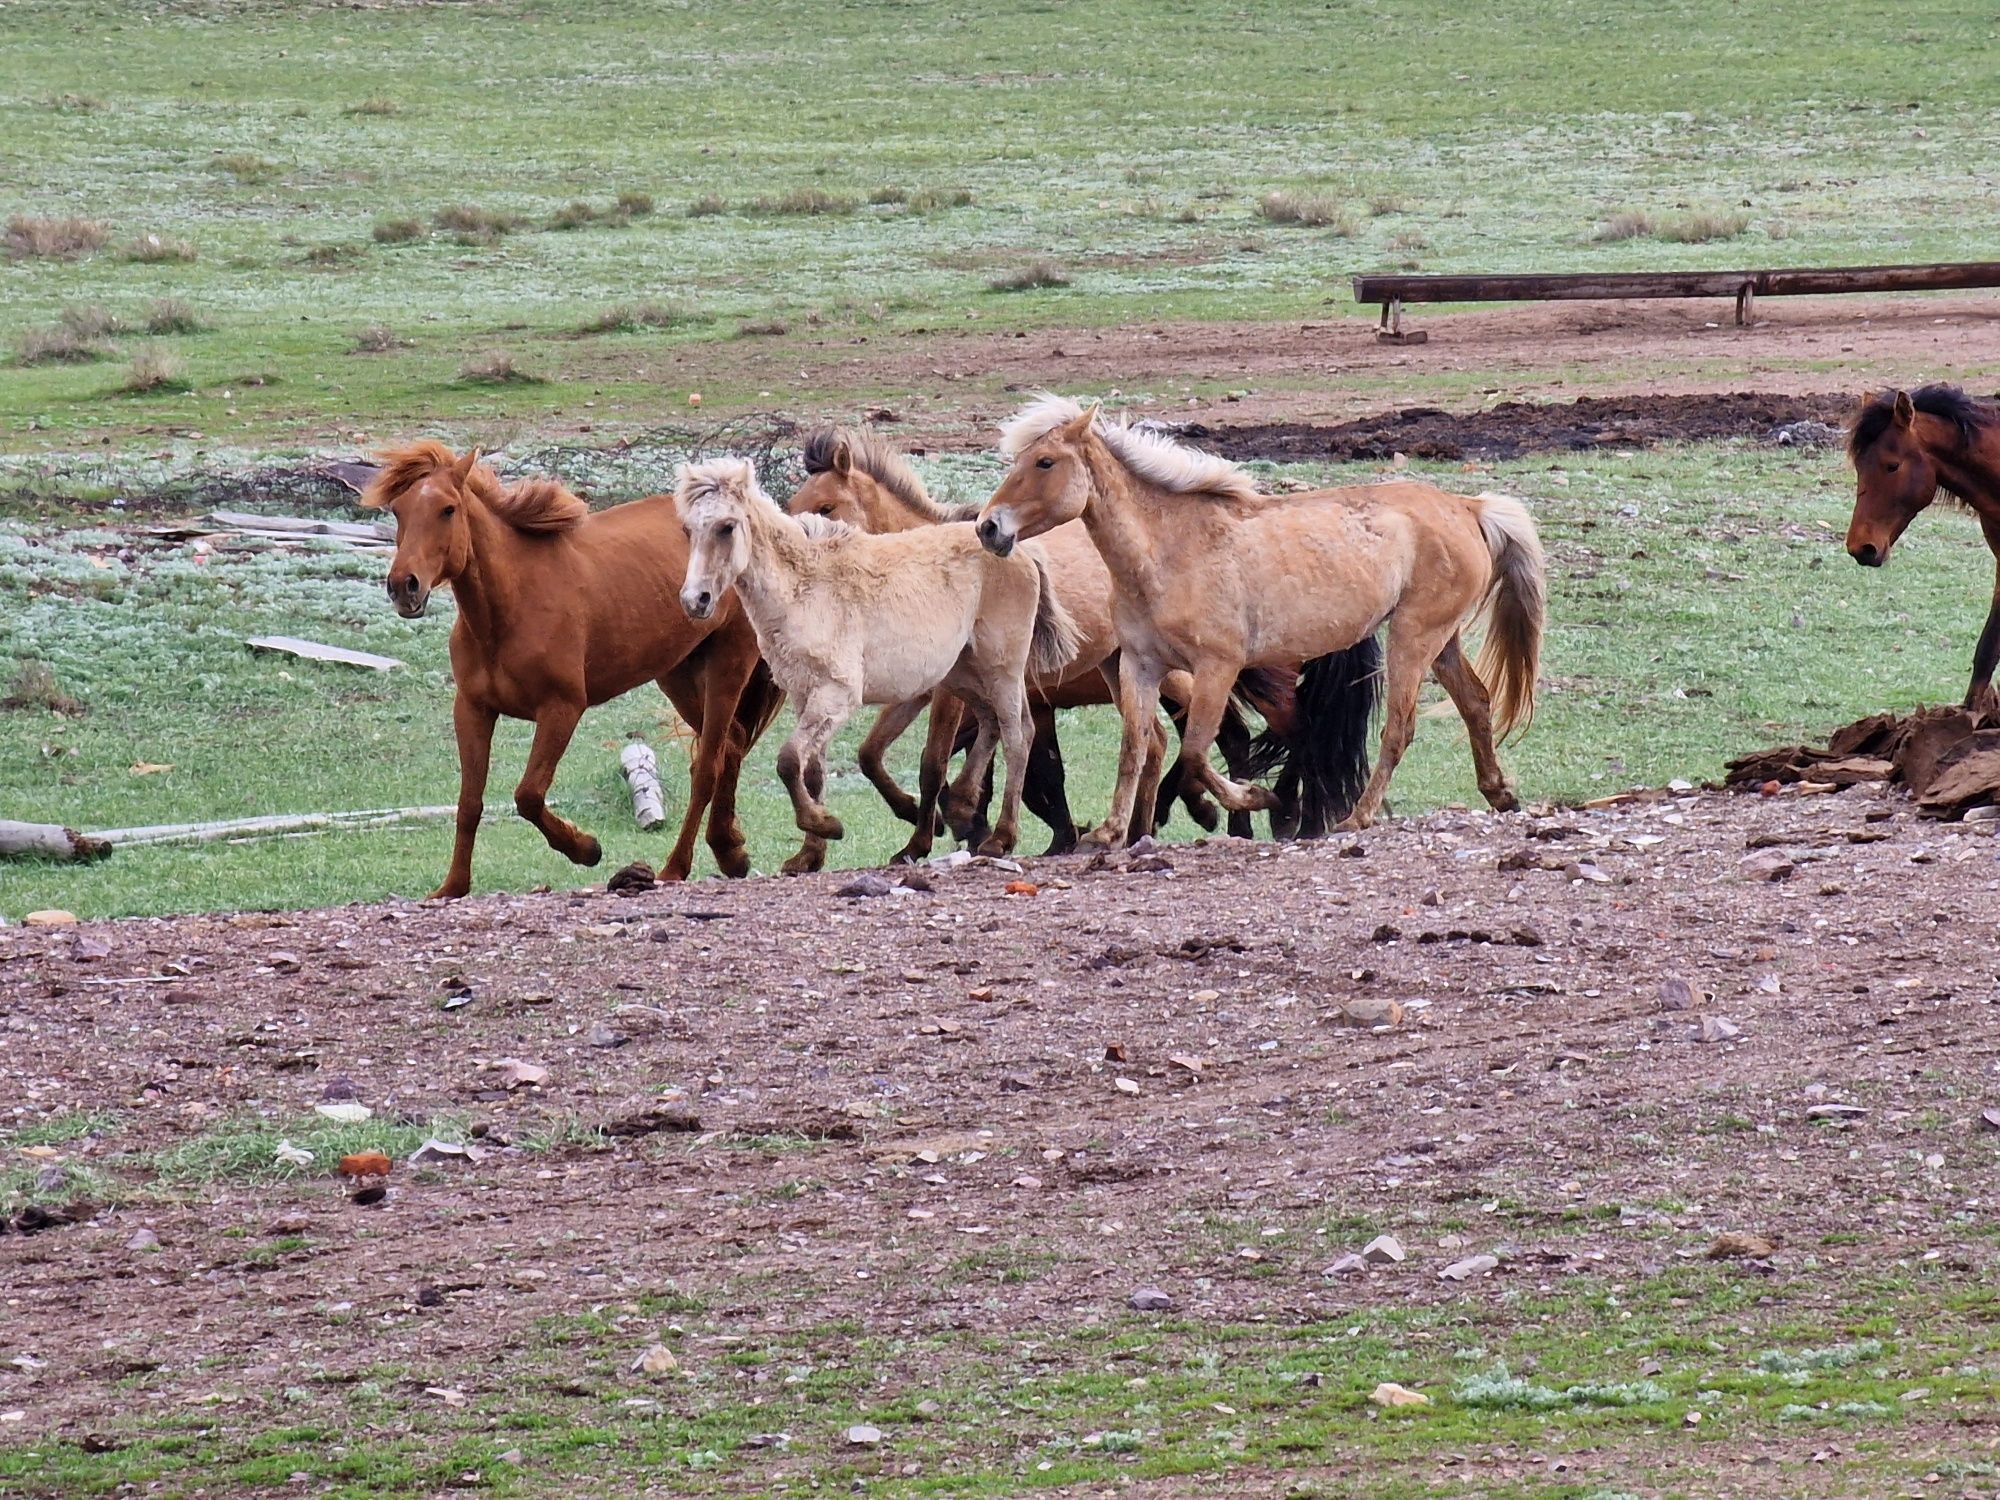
675;457;1080;870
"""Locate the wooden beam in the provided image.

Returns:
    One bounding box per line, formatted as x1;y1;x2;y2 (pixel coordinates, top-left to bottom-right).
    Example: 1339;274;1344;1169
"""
0;820;111;863
1351;260;2000;307
246;636;405;671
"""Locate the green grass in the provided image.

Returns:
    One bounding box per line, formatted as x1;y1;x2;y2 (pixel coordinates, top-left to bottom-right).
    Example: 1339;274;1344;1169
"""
0;439;1983;920
1;0;1997;444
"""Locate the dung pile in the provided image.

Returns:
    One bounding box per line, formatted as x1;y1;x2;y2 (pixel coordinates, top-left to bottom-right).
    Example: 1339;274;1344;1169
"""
1724;704;2000;819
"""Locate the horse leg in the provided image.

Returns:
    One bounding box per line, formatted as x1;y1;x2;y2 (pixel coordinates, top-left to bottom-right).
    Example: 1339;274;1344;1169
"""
1216;704;1256;839
1024;701;1081;855
657;652;746;884
1127;715;1172;842
775;685;853;869
1160;681;1221;832
1176;664;1281;815
894;694;961;864
1968;522;2000;712
514;699;600;867
1430;634;1518;812
858;697;929;825
433;693;497;900
1083;656;1165;851
974;689;1028;858
1339;619;1448;831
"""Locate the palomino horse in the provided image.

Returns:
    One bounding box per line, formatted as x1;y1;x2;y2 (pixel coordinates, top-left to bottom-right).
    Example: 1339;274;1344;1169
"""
675;457;1081;868
787;426;1291;847
1846;385;2000;709
363;442;782;897
976;396;1546;845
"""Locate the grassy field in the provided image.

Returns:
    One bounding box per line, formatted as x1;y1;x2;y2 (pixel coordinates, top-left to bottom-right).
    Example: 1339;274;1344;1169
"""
3;0;1999;445
1;439;1988;920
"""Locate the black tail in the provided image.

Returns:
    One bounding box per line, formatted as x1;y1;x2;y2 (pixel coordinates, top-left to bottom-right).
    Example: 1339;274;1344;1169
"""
1244;638;1382;839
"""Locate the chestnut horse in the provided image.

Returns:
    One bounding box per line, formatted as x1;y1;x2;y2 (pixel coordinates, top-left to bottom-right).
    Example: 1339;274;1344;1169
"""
977;396;1546;845
1845;385;2000;709
363;442;782;898
675;457;1079;867
787;426;1292;846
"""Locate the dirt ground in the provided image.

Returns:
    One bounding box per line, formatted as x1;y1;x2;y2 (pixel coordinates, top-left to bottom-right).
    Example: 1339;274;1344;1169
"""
4;784;1999;1493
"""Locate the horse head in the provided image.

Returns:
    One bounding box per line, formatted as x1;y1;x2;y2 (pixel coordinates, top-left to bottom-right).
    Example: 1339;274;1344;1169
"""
977;397;1099;557
361;441;482;617
788;429;880;530
674;457;761;620
1847;389;1941;567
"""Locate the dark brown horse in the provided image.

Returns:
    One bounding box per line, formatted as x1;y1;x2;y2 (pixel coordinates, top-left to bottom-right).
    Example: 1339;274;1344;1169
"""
362;442;782;897
1846;385;2000;709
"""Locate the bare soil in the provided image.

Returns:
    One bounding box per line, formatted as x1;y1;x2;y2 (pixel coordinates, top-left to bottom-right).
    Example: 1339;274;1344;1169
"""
4;786;1999;1492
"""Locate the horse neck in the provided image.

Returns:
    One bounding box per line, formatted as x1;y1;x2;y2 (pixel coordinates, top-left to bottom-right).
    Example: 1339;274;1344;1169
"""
1077;444;1167;603
734;499;817;625
863;479;937;532
1927;416;2000;516
446;497;527;640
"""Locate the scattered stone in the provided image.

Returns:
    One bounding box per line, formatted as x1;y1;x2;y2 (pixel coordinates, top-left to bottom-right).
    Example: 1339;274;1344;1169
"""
348;1184;388;1207
845;1424;883;1447
1708;1232;1778;1259
268;951;301;974
1370;1382;1431;1408
633;1344;679;1376
1324;1253;1367;1276
495;1059;548;1090
1738;851;1796;882
837;873;896;899
23;910;78;927
1509;924;1543;947
1125;853;1174;873
1981;1109;2000;1133
1696;1016;1742;1043
1129;1286;1175;1311
1806;1103;1868;1121
606;861;656;895
1362;1235;1406;1266
1440;1253;1499;1282
319;1076;361;1102
72;934;110;962
1114;1077;1141;1096
313;1102;373;1124
1658;977;1696;1011
1335;996;1404;1029
125;1227;160;1252
586;1022;629;1049
409;1139;485;1167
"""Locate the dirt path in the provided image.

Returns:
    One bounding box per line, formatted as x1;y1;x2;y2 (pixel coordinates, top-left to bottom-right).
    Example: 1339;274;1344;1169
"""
3;787;1999;1493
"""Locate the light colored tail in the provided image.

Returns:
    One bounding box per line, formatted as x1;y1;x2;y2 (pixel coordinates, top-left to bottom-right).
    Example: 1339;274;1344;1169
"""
1024;545;1084;679
1473;493;1546;742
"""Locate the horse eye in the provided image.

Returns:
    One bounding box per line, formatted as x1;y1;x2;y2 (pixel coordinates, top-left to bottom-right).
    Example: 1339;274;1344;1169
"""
718;520;736;536
441;505;456;518
1883;461;1900;473
1036;456;1056;470
818;505;835;516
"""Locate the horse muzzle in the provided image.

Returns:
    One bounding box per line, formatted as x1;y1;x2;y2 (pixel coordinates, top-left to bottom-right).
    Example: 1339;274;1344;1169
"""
1848;542;1886;568
975;514;1016;558
388;573;431;617
680;586;716;621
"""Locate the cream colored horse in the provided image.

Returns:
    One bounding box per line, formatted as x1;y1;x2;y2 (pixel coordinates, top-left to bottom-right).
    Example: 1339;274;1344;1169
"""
976;396;1545;847
676;457;1081;869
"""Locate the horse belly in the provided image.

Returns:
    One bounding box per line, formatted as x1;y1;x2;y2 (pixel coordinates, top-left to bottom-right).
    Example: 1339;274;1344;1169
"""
860;631;970;704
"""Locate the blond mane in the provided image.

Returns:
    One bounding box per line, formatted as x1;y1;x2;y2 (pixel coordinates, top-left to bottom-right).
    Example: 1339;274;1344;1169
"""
802;427;975;522
361;439;588;534
998;393;1262;504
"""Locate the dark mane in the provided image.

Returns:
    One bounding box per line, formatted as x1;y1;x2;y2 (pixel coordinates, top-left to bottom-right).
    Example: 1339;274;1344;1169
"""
360;439;586;534
800;426;978;522
1849;384;1993;460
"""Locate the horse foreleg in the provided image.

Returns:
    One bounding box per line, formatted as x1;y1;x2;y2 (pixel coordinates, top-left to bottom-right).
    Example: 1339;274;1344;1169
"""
894;694;961;864
1339;621;1442;831
434;693;497;900
1024;701;1081;855
859;697;929;825
1969;528;2000;712
775;685;852;866
1083;657;1165;850
1178;665;1280;815
514;700;599;867
1430;634;1518;813
658;650;752;883
1216;704;1256;839
973;691;1027;858
1160;678;1221;833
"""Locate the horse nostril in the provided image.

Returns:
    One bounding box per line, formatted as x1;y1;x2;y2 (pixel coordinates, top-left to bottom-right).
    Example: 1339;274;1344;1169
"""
1852;544;1880;566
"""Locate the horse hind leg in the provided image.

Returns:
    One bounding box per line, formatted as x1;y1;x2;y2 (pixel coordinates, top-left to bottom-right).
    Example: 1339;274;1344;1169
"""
1430;634;1518;812
1215;703;1256;839
1024;701;1082;855
893;693;960;865
775;685;853;874
1339;617;1453;831
858;697;929;825
514;700;601;867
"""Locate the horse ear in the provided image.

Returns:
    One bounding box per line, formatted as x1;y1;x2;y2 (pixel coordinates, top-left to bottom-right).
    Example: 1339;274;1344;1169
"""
1892;390;1916;427
831;437;853;476
451;446;481;484
1065;402;1101;441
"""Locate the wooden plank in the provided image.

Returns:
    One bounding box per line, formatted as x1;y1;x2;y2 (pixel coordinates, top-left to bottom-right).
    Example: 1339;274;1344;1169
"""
246;636;404;671
1352;260;2000;306
91;805;467;849
209;511;393;543
0;820;111;863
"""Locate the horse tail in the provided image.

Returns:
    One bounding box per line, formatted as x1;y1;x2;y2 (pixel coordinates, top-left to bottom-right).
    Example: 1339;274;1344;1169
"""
1472;492;1547;742
1241;639;1382;838
1024;546;1084;679
731;658;787;750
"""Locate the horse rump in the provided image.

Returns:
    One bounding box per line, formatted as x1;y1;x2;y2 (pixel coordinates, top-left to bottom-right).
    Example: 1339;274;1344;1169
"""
1244;637;1383;838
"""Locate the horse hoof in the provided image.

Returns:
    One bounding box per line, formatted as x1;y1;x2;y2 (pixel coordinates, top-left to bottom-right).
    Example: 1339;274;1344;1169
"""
428;883;469;901
780;853;823;877
891;843;932;865
1078;826;1123;852
573;836;603;867
1487;789;1520;813
974;835;1016;858
1183;796;1221;832
713;847;752;880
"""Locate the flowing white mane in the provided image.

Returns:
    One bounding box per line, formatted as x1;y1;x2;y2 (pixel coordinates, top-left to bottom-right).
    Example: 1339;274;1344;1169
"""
999;393;1262;504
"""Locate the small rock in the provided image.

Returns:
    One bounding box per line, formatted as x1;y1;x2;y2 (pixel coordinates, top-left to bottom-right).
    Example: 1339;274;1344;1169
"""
1125;854;1174;873
1335;996;1404;1029
496;1449;523;1466
1129;1286;1175;1311
837;873;895;899
1324;1253;1367;1276
1738;851;1796;882
24;910;78;927
319;1077;361;1102
72;934;111;962
1708;1232;1779;1259
313;1102;373;1124
1440;1253;1499;1282
1369;1382;1431;1408
633;1344;679;1376
1361;1234;1406;1266
1113;1077;1141;1095
1370;923;1400;943
495;1059;548;1090
1696;1015;1742;1043
586;1022;629;1049
1981;1108;2000;1133
125;1228;161;1252
1509;924;1543;947
1658;977;1696;1011
844;1424;883;1447
1806;1103;1868;1121
34;1166;66;1193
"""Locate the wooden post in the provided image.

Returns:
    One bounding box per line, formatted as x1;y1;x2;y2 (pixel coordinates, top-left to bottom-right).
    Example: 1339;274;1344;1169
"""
620;742;667;831
1735;281;1756;326
0;821;112;863
1375;296;1428;345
